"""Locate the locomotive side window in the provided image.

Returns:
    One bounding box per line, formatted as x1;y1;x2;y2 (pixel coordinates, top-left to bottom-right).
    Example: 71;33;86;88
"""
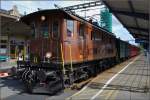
52;20;59;39
67;20;74;37
91;31;94;40
91;29;102;41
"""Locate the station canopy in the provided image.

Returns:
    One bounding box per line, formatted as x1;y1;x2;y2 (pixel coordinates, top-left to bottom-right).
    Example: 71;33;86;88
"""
0;9;31;37
102;0;149;46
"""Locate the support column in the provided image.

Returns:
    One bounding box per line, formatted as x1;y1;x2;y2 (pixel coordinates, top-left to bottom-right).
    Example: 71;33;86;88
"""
149;0;150;60
7;35;10;60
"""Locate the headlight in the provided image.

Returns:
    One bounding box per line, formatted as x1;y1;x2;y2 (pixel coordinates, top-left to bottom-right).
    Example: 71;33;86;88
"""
46;52;52;58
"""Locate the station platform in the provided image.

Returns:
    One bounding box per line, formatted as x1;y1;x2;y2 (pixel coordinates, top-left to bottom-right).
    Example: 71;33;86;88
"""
67;54;150;100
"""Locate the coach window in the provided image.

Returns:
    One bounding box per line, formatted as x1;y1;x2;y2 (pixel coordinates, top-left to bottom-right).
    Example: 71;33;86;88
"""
41;20;49;38
52;20;60;39
67;20;74;37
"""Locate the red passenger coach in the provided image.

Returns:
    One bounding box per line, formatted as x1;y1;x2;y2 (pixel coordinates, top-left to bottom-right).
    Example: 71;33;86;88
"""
129;45;140;57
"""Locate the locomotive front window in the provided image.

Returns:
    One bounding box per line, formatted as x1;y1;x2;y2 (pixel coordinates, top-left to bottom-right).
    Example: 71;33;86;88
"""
67;20;74;37
30;21;38;38
41;22;49;38
52;20;60;39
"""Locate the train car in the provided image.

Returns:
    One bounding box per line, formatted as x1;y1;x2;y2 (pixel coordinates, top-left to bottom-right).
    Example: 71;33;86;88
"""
129;44;139;57
116;39;127;61
116;38;140;63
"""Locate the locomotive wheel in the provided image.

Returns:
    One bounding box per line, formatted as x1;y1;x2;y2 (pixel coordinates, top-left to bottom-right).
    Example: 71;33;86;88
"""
25;72;36;93
48;79;63;94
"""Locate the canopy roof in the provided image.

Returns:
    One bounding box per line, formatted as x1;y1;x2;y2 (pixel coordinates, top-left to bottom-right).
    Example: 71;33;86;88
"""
0;9;31;37
102;0;149;45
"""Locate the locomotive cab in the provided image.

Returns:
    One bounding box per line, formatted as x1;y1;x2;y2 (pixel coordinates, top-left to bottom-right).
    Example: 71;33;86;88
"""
21;9;74;63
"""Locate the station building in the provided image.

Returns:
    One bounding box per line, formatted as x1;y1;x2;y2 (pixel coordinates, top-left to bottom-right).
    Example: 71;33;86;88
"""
0;5;31;60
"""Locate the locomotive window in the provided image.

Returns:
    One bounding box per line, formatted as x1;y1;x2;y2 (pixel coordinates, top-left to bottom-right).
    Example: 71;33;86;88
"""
41;22;49;38
91;31;94;40
79;24;84;38
52;20;59;38
67;20;74;37
91;30;101;40
30;21;38;38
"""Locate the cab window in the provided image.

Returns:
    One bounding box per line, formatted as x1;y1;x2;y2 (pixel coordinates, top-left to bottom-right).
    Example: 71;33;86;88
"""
41;22;49;38
30;21;38;38
67;20;74;37
52;20;60;39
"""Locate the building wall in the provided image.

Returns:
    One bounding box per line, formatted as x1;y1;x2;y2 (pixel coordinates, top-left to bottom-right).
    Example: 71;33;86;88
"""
0;6;27;60
0;36;9;56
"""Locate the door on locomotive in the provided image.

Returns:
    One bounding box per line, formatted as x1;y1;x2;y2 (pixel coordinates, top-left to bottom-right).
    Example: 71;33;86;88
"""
51;19;61;62
78;23;88;61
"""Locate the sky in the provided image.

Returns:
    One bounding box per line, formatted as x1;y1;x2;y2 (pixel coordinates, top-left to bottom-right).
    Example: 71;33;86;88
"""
1;0;136;45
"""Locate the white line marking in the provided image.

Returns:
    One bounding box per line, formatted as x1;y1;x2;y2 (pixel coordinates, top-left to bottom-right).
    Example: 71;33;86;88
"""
66;77;98;100
91;56;139;100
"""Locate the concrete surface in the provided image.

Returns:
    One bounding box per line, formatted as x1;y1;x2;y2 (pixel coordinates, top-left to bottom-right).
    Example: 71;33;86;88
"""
68;54;150;100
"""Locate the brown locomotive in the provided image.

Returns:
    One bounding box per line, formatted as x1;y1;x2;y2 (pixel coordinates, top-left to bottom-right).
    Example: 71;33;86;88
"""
21;9;116;65
17;9;139;93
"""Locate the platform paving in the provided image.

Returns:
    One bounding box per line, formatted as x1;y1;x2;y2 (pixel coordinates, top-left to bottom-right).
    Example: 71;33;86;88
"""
0;54;149;100
67;54;150;100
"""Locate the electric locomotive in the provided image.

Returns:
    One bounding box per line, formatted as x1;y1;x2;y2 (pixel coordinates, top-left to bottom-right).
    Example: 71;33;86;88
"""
16;9;139;94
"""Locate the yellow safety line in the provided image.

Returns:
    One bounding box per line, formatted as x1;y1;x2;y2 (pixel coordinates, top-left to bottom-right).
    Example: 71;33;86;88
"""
15;46;17;59
69;43;73;72
34;56;37;63
61;43;66;74
23;46;26;60
36;57;37;63
34;57;35;63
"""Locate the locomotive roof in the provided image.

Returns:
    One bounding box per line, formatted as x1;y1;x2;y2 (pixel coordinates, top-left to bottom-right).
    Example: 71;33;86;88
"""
20;9;74;23
21;9;115;37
